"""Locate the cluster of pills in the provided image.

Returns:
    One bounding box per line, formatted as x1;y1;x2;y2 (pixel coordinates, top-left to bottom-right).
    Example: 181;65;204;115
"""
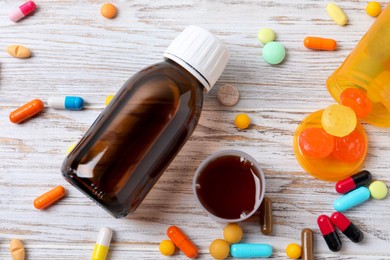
159;226;198;258
316;170;387;252
257;28;286;65
159;198;273;259
215;83;252;130
285;228;314;259
9;96;85;124
209;223;272;259
5;4;118;259
295;3;387;179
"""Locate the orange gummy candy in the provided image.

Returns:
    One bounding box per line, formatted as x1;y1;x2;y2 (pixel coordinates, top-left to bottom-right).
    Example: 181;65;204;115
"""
332;129;365;163
298;127;335;159
340;88;372;118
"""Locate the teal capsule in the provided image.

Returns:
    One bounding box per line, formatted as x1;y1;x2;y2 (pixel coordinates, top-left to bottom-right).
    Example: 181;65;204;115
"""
231;243;272;258
334;186;370;212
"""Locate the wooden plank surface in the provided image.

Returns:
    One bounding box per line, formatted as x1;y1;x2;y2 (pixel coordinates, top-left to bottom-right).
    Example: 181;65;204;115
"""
1;0;390;259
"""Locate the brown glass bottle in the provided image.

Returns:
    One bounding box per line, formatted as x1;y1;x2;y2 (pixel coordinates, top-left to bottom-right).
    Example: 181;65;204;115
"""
61;26;229;218
62;59;204;218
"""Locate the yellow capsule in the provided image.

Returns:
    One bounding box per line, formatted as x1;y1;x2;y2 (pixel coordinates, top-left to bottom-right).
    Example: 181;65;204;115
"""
326;3;348;26
66;143;76;154
92;227;113;260
105;95;114;106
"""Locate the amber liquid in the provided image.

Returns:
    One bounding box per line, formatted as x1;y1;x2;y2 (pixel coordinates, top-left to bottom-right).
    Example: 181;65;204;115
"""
195;155;261;220
62;60;204;218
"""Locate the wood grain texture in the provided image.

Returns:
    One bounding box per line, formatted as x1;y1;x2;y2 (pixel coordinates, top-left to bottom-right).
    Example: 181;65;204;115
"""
1;0;390;259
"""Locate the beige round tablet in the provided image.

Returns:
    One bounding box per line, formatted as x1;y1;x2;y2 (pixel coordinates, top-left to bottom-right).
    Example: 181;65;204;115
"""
217;84;239;106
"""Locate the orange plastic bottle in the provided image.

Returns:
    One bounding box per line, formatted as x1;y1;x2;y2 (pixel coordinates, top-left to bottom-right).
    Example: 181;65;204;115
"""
327;4;390;127
61;26;229;218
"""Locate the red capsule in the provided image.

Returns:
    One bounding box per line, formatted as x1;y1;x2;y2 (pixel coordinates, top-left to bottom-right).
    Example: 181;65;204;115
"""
335;170;372;194
317;215;342;252
331;212;364;243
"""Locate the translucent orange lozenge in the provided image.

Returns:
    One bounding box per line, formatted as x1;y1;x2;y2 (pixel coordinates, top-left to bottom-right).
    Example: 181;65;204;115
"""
332;130;365;163
340;88;372;118
299;127;335;159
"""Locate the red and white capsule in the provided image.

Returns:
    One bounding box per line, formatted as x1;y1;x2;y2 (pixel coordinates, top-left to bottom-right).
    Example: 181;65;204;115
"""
9;1;36;22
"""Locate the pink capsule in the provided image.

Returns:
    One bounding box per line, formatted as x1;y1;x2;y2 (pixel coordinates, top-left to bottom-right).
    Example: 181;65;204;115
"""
9;1;36;22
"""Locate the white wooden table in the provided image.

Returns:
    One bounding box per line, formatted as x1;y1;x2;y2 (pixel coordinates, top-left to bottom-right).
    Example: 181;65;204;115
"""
1;0;390;259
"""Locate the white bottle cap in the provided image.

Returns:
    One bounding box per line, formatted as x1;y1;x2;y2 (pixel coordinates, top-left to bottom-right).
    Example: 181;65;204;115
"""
164;25;230;91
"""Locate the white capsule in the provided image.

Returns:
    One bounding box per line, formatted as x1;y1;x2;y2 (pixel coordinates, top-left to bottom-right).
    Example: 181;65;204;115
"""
48;96;84;110
92;227;113;260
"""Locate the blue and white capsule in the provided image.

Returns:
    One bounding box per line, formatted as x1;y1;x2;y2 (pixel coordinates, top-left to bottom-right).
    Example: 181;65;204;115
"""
231;243;273;258
47;96;84;110
334;186;370;212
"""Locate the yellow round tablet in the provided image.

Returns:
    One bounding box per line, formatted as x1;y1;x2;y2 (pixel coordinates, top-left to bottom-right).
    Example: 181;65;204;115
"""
366;2;381;17
159;239;175;256
235;114;251;129
286;243;302;259
257;28;275;44
209;239;230;260
321;104;357;137
223;223;243;244
369;181;388;199
101;3;117;19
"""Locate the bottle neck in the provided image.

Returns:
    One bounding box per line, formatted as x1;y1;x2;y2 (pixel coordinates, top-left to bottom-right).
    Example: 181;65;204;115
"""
164;54;210;91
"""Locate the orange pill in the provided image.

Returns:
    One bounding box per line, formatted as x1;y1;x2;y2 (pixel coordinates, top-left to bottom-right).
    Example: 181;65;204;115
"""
100;3;117;19
34;186;66;210
167;226;198;258
9;99;44;124
304;36;337;51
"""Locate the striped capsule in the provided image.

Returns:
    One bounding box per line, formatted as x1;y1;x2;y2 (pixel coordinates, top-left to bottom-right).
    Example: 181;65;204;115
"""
47;96;84;110
334;186;370;212
231;244;273;258
317;215;342;252
34;186;66;210
259;197;273;235
167;226;198;258
9;1;36;22
304;37;337;51
335;170;372;194
9;99;44;124
331;212;364;243
92;227;113;260
301;228;314;260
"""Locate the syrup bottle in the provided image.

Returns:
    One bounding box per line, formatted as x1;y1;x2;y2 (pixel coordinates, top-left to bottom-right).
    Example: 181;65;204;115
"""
61;26;230;218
